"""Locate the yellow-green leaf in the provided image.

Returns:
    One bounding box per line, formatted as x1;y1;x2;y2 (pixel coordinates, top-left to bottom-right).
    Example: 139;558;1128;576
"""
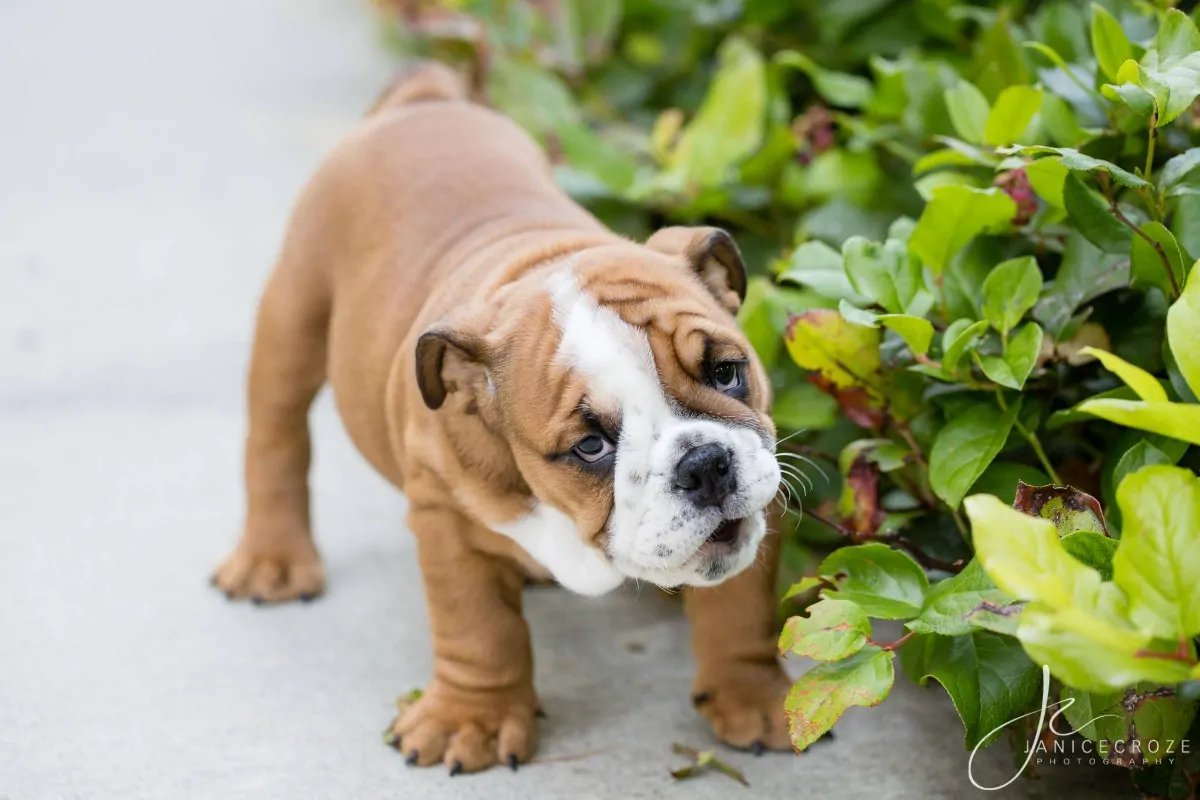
1075;399;1200;446
1090;3;1133;83
910;186;1016;275
786;648;895;752
779;598;871;661
944;80;990;145
1113;466;1200;640
784;309;882;391
1167;269;1200;397
1025;157;1068;208
984;86;1043;146
1079;347;1168;402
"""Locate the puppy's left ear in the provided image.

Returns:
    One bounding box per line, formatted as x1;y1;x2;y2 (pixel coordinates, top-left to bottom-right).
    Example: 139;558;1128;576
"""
645;226;746;313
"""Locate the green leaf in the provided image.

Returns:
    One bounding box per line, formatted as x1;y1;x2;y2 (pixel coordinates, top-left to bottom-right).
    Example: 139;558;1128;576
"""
785;647;895;752
778;598;871;661
842;236;923;315
813;543;930;619
782;576;823;602
1160;148;1200;197
1083;346;1169;402
907;560;1012;637
983;322;1042;390
778;241;870;304
1002;146;1153;190
1064;684;1198;767
941;319;990;375
900;632;1040;749
983;86;1043;146
944;80;990;145
1112;440;1173;496
1090;3;1133;83
776;50;874;108
1167;269;1200;397
1025;157;1068;208
1113;465;1200;640
1136;11;1200;125
772;381;839;431
666;37;766;186
784;309;882;391
930;397;1022;508
881;315;935;357
980;256;1043;337
910;186;1017;275
1131;222;1187;298
1063;172;1131;254
1033;230;1130;338
1060;531;1119;581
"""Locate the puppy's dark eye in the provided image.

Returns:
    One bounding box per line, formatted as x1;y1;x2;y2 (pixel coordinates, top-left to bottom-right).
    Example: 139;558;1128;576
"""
572;435;614;463
710;361;743;393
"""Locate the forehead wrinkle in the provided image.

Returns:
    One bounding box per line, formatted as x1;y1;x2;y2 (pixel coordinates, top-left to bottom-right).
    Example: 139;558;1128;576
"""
550;270;668;416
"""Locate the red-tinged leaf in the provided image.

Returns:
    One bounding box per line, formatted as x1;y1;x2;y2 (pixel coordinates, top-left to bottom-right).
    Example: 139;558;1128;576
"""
840;454;885;534
785;309;882;392
807;374;886;429
1012;482;1110;537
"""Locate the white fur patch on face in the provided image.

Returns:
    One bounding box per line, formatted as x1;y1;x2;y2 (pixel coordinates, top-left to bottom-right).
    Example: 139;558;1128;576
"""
490;503;624;596
544;270;781;590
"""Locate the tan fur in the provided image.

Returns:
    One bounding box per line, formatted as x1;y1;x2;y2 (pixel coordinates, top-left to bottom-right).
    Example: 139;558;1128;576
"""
212;63;790;771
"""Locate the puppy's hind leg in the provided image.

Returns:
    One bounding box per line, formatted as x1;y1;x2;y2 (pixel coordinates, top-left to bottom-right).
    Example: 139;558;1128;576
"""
213;245;329;604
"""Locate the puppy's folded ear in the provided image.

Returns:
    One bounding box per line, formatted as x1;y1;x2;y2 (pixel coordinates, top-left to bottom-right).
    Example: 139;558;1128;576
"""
645;226;747;313
415;326;487;410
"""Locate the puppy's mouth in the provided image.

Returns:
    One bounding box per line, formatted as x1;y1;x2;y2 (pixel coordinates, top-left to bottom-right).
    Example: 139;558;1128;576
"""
698;517;745;555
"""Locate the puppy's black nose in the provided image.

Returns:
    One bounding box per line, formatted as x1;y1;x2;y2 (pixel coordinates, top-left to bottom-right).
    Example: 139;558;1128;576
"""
674;443;736;508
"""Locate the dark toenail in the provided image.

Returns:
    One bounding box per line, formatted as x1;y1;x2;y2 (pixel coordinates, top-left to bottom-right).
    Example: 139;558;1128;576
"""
751;741;765;757
406;750;419;765
251;596;264;606
382;729;398;747
300;593;316;602
691;692;711;706
535;708;547;719
449;761;463;776
507;754;519;771
224;591;235;601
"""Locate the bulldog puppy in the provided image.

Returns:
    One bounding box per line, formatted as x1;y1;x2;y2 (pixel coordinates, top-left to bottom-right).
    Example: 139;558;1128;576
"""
213;62;790;774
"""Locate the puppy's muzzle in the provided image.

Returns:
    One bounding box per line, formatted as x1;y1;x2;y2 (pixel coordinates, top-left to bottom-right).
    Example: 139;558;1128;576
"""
673;442;738;509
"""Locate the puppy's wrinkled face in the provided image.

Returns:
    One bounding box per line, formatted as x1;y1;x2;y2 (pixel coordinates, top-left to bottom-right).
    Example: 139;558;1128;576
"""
492;241;780;591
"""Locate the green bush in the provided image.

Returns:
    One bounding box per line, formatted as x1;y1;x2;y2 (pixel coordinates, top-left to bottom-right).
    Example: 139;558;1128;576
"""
378;0;1200;793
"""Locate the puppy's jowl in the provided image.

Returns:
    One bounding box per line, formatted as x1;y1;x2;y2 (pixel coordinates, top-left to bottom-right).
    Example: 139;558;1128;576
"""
213;63;789;774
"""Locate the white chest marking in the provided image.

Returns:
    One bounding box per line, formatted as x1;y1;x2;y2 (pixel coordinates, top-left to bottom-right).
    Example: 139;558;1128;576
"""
491;503;625;597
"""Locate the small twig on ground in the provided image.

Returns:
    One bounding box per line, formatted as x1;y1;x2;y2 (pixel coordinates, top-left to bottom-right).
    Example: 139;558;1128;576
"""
670;743;750;787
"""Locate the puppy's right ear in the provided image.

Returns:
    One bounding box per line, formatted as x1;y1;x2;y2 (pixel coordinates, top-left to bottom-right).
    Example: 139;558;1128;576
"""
415;326;487;410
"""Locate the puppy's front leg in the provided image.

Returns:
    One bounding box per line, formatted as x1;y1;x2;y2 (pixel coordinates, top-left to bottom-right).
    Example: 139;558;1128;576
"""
685;513;792;753
391;505;539;774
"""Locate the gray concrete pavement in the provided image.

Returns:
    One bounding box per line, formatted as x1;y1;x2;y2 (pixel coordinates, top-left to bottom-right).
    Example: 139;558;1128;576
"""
0;1;1137;797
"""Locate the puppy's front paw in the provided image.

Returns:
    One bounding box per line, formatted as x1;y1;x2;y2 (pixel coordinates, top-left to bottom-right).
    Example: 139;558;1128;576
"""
692;661;792;753
386;683;539;774
211;534;324;604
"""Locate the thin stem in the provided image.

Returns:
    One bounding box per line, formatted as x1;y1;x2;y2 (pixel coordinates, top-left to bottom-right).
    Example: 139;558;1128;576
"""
870;631;916;652
1110;199;1181;298
994;389;1063;484
950;506;968;539
1144;114;1158;183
